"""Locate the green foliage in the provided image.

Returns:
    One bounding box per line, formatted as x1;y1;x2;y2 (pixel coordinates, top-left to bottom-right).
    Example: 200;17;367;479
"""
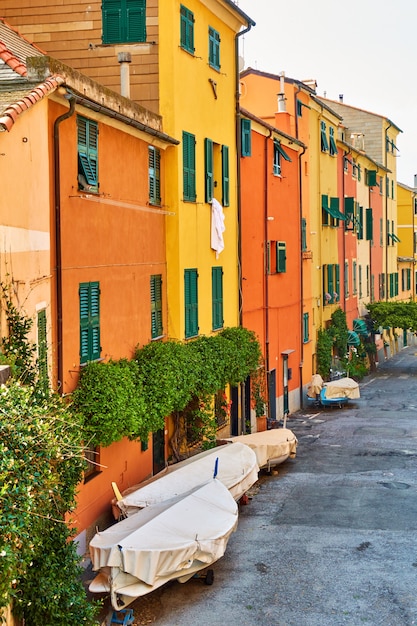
0;384;98;625
330;307;349;359
345;350;368;380
366;300;417;331
316;328;333;379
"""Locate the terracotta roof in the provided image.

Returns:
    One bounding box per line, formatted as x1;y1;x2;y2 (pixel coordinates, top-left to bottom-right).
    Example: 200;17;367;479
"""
0;75;64;131
0;18;44;76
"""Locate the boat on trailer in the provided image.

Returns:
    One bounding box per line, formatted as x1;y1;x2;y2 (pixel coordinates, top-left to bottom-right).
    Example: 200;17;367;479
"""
222;428;298;471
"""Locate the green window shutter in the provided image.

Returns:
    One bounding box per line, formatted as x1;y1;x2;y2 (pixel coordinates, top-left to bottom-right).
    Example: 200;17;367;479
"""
102;0;146;44
357;206;364;240
204;138;213;203
320;120;329;152
301;218;307;251
297;99;303;117
329;127;338;156
395;272;399;296
322;194;329;226
150;274;163;339
126;0;146;42
327;264;334;300
208;27;220;70
303;312;309;343
37;309;48;388
184;269;198;338
344;197;354;231
386;219;390;246
211;266;223;330
353;262;357;294
277;242;286;273
149;146;161;205
102;0;122;43
359;265;362;298
241;119;251;156
344;261;349;297
366;169;377;187
182;131;196;201
335;264;340;300
77;116;98;191
366;208;373;241
330;197;340;227
79;282;101;364
222;145;229;207
180;5;194;53
386;176;390;197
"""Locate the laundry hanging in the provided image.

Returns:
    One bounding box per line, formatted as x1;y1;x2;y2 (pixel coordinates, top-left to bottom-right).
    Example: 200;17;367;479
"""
211;197;225;258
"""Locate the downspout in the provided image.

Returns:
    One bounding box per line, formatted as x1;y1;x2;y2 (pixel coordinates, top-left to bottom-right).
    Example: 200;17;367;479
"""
264;128;273;418
53;95;76;392
294;85;306;410
384;122;392;301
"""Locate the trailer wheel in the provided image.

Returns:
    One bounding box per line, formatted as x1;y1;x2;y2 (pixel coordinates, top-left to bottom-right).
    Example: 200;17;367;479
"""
205;569;214;585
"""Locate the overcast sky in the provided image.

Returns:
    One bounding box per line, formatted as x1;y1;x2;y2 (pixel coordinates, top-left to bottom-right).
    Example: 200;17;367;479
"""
235;0;417;188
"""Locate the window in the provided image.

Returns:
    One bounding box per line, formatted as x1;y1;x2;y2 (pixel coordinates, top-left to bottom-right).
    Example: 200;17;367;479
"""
379;273;385;300
277;242;286;273
77;116;98;193
208;27;220;70
344;261;349;298
320;121;329;152
359;265;362;299
366;265;370;297
273;140;291;176
149;146;161;205
303;312;309;343
150;274;163;339
84;446;100;482
366;208;373;241
386;176;390;198
79;282;100;364
353;261;357;294
380;218;384;246
37;309;48;390
204;138;213;203
323;195;345;228
222;145;229;207
184;269;198;338
183;131;196;201
357;205;364;240
296;99;303;117
323;264;340;304
180;5;194;53
241;119;251;156
344;197;355;231
352;161;358;178
102;0;146;44
329;127;338;156
366;169;377;187
301;218;307;251
344;156;349;173
212;266;223;330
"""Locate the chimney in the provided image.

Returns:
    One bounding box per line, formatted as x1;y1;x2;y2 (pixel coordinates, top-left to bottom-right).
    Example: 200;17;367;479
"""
277;71;286;112
414;174;417;189
118;52;132;98
339;94;343;103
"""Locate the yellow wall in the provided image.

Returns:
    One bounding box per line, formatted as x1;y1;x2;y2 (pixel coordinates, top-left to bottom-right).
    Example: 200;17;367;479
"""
159;0;246;339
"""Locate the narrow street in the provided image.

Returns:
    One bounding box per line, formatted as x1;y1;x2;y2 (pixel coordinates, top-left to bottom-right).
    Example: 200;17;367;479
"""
123;347;417;626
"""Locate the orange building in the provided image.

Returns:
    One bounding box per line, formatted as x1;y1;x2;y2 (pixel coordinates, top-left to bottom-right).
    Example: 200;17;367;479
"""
239;108;305;421
0;21;178;545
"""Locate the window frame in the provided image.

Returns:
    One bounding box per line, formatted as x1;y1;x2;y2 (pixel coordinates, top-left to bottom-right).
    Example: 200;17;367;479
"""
102;0;146;45
79;281;101;364
180;4;194;53
208;26;220;70
149;146;161;206
211;266;224;331
184;268;198;339
182;131;196;201
241;118;251;157
77;116;98;193
150;274;163;339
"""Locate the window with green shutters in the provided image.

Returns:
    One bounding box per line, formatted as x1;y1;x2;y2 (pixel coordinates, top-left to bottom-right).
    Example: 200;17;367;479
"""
303;312;309;343
182;131;196;201
37;309;48;389
277;242;286;273
366;208;373;241
79;282;100;364
77;116;98;193
184;269;198;338
366;169;377;187
241;119;251;156
273;140;291;176
222;145;229;207
344;197;355;231
208;27;220;70
407;268;411;290
353;261;357;294
180;5;194;53
359;264;362;298
366;265;370;296
149;146;161;205
329;126;338;156
320;120;329;152
344;261;349;297
357;205;364;240
204;138;213;203
102;0;146;44
150;274;163;339
211;266;223;330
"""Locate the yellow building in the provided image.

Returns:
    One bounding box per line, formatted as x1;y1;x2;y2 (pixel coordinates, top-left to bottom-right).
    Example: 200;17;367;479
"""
397;181;417;301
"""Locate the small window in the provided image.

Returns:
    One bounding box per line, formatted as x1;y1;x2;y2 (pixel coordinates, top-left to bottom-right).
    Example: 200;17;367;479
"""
366;169;378;187
344;260;349;298
320;120;329;152
183;131;196;201
273;140;291;176
212;266;223;330
204;138;213;203
102;0;146;44
79;281;100;364
329;127;338;156
357;205;364;240
222;145;229;207
180;5;194;53
241;119;251;157
366;208;373;242
303;313;309;343
301;218;307;252
184;268;198;338
84;446;101;482
77;116;98;193
149;146;161;205
208;27;220;70
344;156;349;173
37;309;48;390
150;274;163;339
277;241;286;273
296;99;303;117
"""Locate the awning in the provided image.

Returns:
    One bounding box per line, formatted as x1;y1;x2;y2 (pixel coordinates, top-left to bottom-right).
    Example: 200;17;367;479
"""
348;330;360;346
353;318;368;336
274;141;292;162
322;195;346;221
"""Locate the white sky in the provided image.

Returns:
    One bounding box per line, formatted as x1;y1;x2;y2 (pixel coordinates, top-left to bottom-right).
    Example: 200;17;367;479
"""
235;0;417;188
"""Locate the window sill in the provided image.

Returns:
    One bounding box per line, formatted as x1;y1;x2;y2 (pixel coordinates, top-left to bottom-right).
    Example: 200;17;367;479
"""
80;357;104;368
151;334;165;342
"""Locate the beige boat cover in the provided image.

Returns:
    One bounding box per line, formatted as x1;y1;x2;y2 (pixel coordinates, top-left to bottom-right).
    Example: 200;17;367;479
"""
89;479;238;606
324;377;360;399
117;442;258;517
224;428;297;470
307;374;324;397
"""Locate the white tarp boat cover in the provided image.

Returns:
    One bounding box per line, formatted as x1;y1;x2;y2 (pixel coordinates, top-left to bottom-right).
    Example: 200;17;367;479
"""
89;479;238;609
324;377;360;399
224;429;297;470
116;442;258;517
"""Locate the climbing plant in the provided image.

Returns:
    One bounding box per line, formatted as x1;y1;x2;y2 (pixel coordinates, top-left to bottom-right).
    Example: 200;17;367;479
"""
316;327;333;379
329;307;349;361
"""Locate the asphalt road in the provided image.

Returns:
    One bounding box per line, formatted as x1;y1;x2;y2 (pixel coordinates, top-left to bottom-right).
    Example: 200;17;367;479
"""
113;346;417;626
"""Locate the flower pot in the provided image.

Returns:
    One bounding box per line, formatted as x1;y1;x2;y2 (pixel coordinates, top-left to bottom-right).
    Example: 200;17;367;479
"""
256;416;267;432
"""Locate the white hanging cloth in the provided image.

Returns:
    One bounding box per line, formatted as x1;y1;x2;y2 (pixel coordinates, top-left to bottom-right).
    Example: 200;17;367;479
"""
211;197;225;258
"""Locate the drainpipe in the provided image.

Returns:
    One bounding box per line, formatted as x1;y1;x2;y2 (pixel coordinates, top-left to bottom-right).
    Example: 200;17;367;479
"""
294;85;306;409
53;94;76;392
384;122;392;301
264;129;273;418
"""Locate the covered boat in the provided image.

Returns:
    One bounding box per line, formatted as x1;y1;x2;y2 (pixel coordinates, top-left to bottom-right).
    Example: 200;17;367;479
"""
319;377;360;407
223;428;297;471
114;441;258;519
89;479;238;610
